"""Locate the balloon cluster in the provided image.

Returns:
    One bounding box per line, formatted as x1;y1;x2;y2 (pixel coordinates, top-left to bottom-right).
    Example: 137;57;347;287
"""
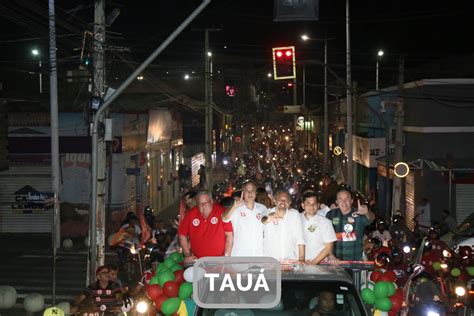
145;252;193;315
361;270;403;315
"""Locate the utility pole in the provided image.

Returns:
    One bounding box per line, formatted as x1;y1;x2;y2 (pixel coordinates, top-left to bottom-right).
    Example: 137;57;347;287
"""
392;57;405;215
88;0;107;285
352;81;357;191
48;0;60;305
345;0;353;187
203;27;221;192
323;37;329;173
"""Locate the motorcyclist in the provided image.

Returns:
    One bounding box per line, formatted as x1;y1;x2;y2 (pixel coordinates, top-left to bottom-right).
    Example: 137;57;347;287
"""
110;222;141;270
408;271;446;316
70;265;132;315
389;213;412;244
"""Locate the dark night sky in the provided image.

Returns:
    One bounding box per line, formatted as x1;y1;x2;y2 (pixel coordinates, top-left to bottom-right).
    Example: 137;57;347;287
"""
1;0;474;95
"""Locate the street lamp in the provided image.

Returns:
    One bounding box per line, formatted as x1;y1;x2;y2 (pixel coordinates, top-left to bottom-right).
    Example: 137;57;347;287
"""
31;48;42;93
184;74;190;80
267;72;272;78
300;34;335;171
376;49;384;90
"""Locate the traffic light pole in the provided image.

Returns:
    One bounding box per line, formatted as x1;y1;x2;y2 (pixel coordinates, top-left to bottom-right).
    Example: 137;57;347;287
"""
392;57;405;215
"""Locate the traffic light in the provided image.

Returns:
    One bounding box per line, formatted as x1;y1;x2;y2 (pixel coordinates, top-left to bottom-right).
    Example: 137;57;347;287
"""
272;46;296;80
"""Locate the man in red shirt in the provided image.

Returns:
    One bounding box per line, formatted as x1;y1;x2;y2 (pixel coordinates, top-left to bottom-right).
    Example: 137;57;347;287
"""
178;190;233;264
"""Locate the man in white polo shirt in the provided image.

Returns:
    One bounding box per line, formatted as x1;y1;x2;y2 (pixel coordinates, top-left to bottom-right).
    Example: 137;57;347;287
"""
262;190;305;261
222;180;268;256
300;191;337;265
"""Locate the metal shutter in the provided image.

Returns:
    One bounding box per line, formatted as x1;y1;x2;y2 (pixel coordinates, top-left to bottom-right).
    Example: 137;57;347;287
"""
456;184;474;224
0;166;52;233
405;172;415;230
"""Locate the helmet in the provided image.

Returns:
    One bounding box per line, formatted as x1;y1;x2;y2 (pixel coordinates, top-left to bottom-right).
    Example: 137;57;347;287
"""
370;237;382;251
428;226;440;239
392;214;403;224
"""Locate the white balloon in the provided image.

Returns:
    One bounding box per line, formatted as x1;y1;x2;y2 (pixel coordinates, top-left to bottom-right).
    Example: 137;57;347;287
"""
57;301;70;314
24;293;45;312
0;286;17;309
183;267;194;283
62;239;73;249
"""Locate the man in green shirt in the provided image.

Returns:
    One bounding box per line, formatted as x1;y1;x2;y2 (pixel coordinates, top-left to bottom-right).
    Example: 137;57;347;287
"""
326;188;375;261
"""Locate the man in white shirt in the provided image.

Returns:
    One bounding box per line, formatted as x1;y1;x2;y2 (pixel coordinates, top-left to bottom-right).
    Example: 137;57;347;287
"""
415;197;431;232
371;219;392;246
222;180;268;256
300;191;337;265
262;190;305;261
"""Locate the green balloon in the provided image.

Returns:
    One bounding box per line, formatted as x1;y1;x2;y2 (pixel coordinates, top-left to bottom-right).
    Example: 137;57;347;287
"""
158;271;176;287
375;297;392;312
149;275;160;285
433;262;442;271
161;297;181;315
179;282;193;300
467;267;474;276
451;268;461;277
387;282;396;296
169;252;182;262
157;264;171;274
163;258;175;268
360;288;376;305
170;264;183;272
374;282;389;299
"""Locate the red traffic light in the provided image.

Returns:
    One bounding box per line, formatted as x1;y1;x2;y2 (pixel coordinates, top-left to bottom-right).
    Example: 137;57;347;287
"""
272;46;296;80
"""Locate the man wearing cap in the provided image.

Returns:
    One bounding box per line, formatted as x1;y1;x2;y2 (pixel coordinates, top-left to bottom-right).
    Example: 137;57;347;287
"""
326;188;375;261
178;190;233;264
70;266;127;315
222;180;268;256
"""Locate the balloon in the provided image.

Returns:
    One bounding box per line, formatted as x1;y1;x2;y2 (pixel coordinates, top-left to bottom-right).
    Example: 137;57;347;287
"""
451;267;461;277
388;311;397;316
383;271;397;282
154;294;168;310
157;265;171;275
146;284;163;300
174;270;185;285
163;258;175;268
170;264;183;273
467;267;474;276
373;310;388;316
161;297;181;315
183;267;194;283
370;271;382;282
374;282;389;299
163;281;179;298
158;271;176;287
432;261;442;271
387;282;396;296
178;282;193;300
169;252;182;262
361;288;376;305
375;297;392;311
149;275;160;285
43;307;65;316
390;294;403;311
395;288;403;297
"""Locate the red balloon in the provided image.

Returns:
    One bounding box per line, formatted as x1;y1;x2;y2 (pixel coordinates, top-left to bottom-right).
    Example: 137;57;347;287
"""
390;294;403;311
146;284;163;300
383;270;397;282
154;294;168;310
163;281;179;297
370;271;382;282
388;311;397;316
395;288;404;297
174;270;185;285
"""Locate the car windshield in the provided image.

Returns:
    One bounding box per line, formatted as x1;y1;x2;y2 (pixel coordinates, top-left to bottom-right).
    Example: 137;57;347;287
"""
200;280;365;316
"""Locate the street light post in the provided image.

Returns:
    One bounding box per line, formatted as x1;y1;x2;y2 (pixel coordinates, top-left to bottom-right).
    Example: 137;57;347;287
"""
32;49;42;94
376;50;384;91
300;34;335;172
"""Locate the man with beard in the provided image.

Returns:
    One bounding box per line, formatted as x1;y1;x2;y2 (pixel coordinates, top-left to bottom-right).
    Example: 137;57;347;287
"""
262;190;305;261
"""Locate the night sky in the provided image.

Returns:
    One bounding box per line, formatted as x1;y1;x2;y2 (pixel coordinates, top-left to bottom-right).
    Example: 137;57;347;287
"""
1;0;474;97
